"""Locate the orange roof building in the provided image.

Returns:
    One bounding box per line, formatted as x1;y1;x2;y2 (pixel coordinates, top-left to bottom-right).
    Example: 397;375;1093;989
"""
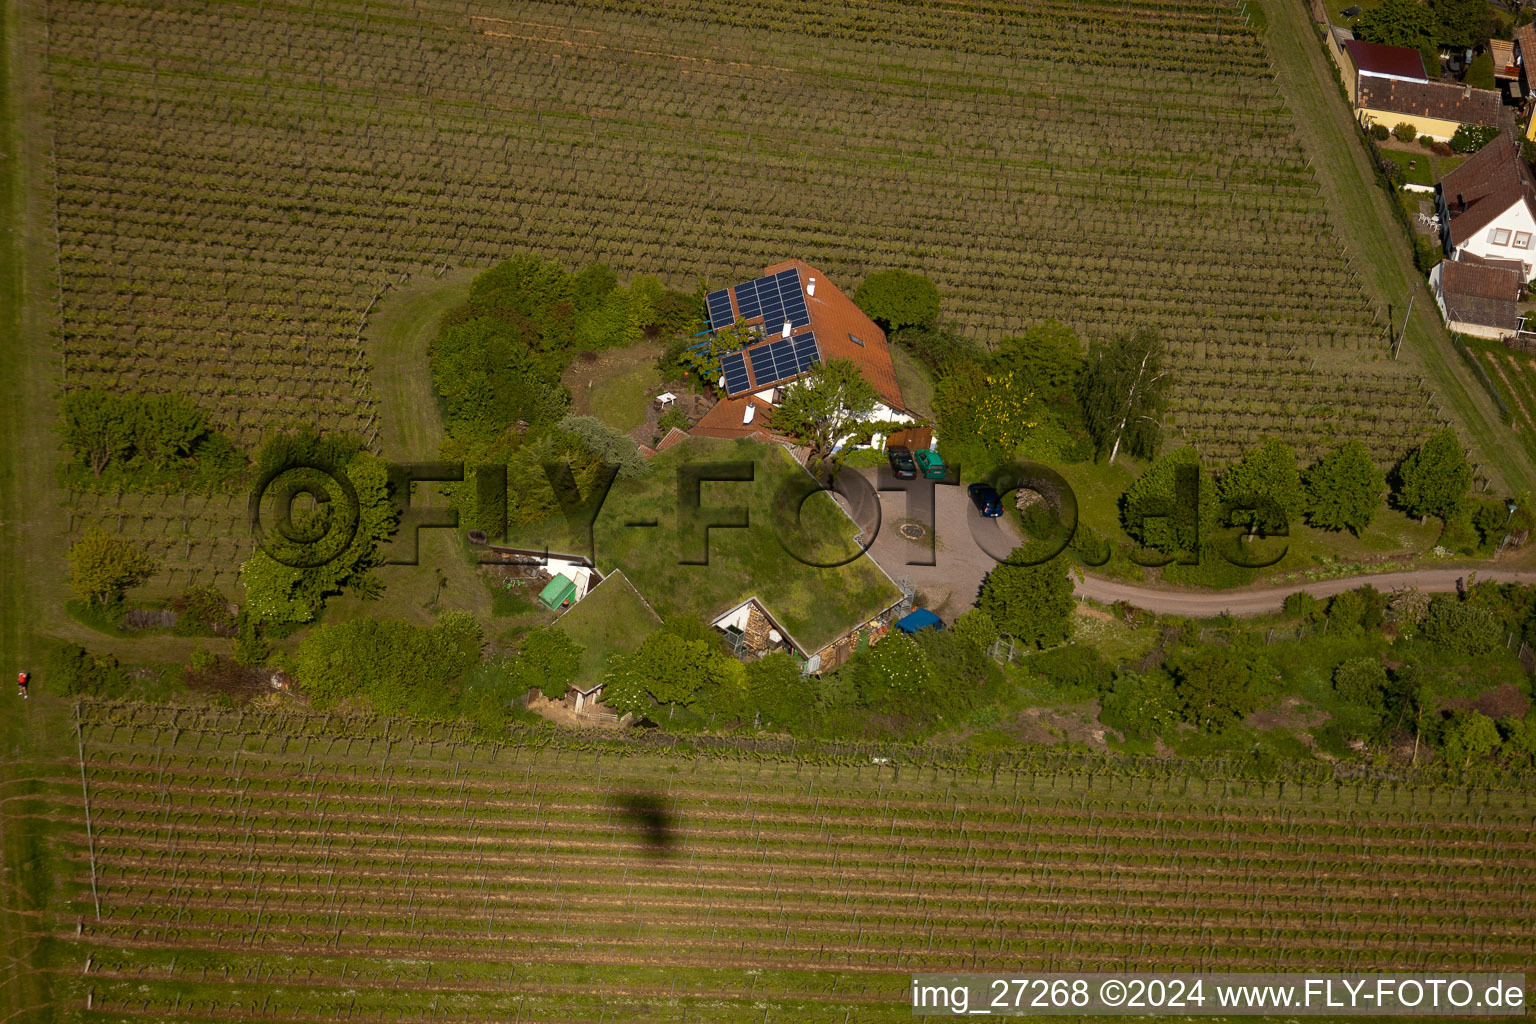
700;261;907;413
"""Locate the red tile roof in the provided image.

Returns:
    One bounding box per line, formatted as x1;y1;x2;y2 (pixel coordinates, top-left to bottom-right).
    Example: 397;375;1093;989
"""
1356;79;1499;128
1517;23;1536;74
1344;39;1428;81
1440;135;1536;245
687;394;787;442
762;259;906;412
1438;259;1522;332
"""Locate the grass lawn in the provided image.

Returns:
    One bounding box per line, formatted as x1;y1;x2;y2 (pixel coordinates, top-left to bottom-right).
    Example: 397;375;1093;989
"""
1322;0;1381;25
346;269;491;628
1378;149;1433;187
564;344;664;432
1467;338;1536;468
508;438;902;653
553;570;663;687
891;346;935;420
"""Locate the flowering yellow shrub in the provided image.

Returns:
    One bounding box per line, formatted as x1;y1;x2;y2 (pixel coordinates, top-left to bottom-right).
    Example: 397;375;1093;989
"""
975;371;1039;452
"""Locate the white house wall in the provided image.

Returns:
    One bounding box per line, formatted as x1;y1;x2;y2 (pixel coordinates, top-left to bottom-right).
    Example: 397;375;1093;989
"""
1453;199;1536;279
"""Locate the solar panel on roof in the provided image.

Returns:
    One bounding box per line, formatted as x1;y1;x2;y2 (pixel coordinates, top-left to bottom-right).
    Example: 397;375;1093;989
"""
706;289;735;330
733;281;762;320
720;351;751;395
768;339;796;380
792;332;820;372
716;271;812;332
748;345;777;386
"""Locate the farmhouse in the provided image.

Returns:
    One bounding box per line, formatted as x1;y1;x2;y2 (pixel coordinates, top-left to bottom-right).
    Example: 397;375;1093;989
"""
1438;135;1536;280
1429;258;1523;339
690;260;913;448
1355;79;1499;142
1337;38;1429;106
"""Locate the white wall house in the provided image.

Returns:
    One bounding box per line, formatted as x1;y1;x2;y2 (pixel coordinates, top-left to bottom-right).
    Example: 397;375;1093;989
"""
689;259;914;449
1440;136;1536;282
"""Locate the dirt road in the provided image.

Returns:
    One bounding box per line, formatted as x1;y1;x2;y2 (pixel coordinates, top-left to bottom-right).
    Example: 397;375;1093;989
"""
1074;569;1536;617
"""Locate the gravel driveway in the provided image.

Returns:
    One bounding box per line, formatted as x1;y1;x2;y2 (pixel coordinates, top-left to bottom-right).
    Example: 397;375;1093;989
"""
840;470;1021;621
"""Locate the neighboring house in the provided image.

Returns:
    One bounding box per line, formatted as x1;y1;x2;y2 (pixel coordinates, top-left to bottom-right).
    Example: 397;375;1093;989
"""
1491;38;1520;97
1356;79;1499;142
690;260;913;448
1438;135;1536;280
1429;258;1523;339
1518;24;1536;135
1340;38;1428;106
710;591;905;675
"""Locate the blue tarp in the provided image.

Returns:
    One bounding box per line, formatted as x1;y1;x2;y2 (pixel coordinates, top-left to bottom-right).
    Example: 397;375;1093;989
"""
895;608;943;633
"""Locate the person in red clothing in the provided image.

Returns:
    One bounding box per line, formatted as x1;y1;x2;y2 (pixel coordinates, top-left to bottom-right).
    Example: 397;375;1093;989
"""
16;671;29;699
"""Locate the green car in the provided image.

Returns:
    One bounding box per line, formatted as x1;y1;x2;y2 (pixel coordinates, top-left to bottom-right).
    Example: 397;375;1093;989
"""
914;448;946;480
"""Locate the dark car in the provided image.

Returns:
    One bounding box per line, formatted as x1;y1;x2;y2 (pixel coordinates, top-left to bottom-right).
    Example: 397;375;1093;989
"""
968;482;1004;517
886;445;917;480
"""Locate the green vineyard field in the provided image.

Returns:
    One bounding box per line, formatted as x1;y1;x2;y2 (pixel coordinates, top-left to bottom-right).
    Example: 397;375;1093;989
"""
38;0;1453;581
51;702;1536;1022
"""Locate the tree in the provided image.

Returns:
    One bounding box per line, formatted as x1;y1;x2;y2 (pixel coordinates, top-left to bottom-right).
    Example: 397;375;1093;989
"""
1434;0;1490;50
1333;657;1389;715
1216;439;1302;535
67;529;157;605
1303;441;1385;534
516;626;584;699
744;652;816;731
60;389;137;477
135;395;212;469
1327;585;1387;638
843;632;934;714
1450;123;1500;154
978;557;1074;649
951;608;999;653
601;631;727;717
852;269;940;333
771;358;878;468
556;415;649;479
239;445;398;624
1077;327;1169;463
1168;648;1257;730
1440;710;1501;770
1120;446;1218;555
1353;0;1439;75
1394;428;1471;521
1418;594;1500;654
1463;51;1496;90
990;321;1085;405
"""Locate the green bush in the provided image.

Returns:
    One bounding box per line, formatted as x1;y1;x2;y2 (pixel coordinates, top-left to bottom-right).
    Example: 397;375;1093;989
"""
1370;123;1391;141
1463;52;1495;91
852;269;941;333
1449;124;1498;154
45;643;132;698
1418;595;1500;655
1283;590;1323;622
1392;122;1417;143
1098;669;1179;740
170;587;236;637
513;626;583;699
1333;656;1388;715
292;612;484;716
59;389;245;490
1418;135;1434;148
1167;647;1258;730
